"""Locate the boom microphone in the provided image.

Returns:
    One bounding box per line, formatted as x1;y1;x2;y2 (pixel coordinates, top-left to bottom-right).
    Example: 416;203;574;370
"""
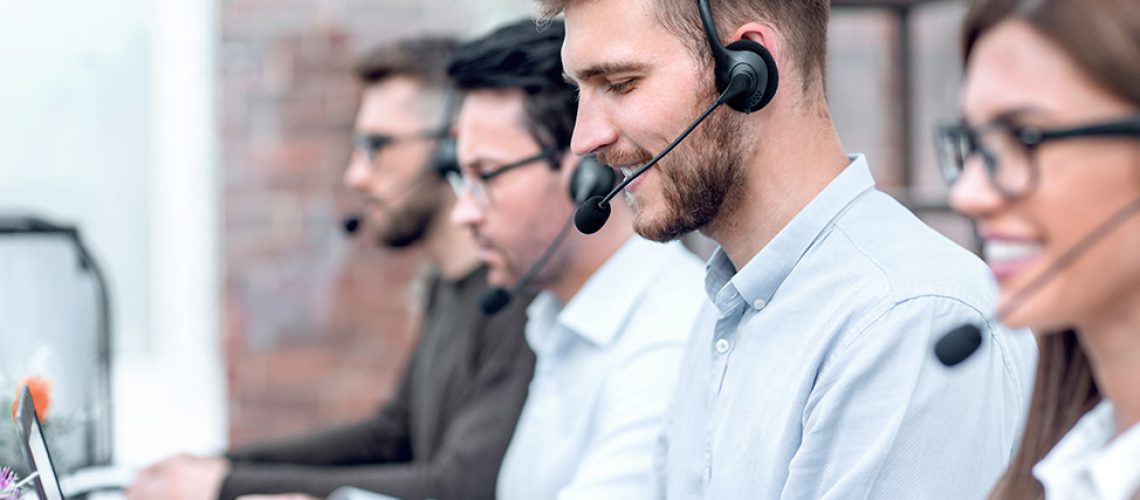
342;214;364;236
340;169;447;238
481;214;576;315
575;78;752;234
937;196;1140;366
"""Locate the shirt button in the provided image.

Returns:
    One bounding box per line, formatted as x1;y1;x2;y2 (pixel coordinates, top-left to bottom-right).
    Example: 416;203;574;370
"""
753;298;767;309
715;338;730;353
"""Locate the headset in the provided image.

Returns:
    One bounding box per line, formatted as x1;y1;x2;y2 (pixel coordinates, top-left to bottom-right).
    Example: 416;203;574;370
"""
575;0;781;233
480;152;615;315
428;90;463;178
699;0;779;113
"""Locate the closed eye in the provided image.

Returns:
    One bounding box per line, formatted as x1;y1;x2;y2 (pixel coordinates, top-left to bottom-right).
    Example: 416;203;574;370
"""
607;78;637;94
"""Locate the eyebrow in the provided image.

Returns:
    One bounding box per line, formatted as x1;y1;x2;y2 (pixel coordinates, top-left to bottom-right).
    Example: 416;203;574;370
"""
965;106;1047;127
566;61;650;84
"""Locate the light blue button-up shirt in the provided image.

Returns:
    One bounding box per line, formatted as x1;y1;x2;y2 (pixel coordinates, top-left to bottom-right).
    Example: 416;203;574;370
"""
660;155;1037;499
498;237;707;500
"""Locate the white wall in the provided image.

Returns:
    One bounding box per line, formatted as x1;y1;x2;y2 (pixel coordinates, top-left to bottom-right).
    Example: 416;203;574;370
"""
0;0;226;468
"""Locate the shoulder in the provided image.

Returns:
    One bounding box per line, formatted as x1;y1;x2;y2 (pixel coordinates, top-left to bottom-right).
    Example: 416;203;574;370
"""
819;190;997;314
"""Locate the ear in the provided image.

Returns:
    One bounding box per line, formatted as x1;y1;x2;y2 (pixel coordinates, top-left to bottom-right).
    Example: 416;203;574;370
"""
730;22;783;69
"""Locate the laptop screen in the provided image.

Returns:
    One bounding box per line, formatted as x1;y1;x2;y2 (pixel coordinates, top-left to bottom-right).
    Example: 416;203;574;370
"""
16;386;65;500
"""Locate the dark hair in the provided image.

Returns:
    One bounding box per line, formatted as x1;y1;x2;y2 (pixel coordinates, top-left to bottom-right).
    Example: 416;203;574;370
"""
355;36;459;91
961;0;1140;498
535;0;830;93
447;19;576;154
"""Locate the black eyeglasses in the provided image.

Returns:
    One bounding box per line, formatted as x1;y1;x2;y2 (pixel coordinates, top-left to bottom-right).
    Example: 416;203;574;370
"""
353;130;445;164
936;114;1140;199
454;148;559;208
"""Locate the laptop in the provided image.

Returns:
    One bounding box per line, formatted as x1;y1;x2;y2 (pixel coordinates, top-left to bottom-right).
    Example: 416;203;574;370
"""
15;385;66;500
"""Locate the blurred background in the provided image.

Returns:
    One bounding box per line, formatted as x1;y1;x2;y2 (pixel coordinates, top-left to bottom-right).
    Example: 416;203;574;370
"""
0;0;971;471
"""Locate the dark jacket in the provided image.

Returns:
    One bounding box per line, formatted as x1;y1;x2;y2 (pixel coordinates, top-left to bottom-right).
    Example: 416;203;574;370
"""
219;266;535;500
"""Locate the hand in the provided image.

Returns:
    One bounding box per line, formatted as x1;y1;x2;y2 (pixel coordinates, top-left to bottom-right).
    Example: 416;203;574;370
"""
236;495;320;500
127;453;229;500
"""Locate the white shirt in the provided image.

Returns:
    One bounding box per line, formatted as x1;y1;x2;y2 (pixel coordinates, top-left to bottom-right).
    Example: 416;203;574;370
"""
1035;400;1140;500
496;237;707;500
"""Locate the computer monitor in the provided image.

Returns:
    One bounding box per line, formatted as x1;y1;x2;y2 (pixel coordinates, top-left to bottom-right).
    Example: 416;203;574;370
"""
15;385;66;500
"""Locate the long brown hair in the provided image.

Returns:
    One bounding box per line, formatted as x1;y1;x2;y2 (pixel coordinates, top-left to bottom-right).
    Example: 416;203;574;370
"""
961;0;1140;498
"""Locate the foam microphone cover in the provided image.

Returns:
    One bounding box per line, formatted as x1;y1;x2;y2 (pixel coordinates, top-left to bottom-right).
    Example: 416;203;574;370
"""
574;196;611;235
342;214;362;236
480;287;511;316
935;324;983;367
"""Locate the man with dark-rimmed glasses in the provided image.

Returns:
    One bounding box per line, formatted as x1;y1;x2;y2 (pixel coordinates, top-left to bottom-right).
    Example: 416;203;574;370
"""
447;19;708;499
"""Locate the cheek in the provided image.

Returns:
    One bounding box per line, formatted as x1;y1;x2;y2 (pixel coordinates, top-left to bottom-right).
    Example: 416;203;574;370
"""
485;176;569;243
1037;141;1140;231
1017;142;1140;327
616;76;707;148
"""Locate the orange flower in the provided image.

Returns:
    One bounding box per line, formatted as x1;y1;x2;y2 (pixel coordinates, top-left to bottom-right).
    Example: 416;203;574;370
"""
9;376;52;421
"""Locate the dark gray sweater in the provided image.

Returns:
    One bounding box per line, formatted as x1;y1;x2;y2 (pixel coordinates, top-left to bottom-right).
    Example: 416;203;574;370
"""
219;266;535;500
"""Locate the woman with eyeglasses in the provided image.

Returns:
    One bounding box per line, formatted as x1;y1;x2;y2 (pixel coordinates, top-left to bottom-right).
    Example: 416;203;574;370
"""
936;0;1140;498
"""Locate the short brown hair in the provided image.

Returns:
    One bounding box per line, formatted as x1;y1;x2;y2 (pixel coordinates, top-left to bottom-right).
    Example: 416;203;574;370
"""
537;0;830;92
354;36;458;90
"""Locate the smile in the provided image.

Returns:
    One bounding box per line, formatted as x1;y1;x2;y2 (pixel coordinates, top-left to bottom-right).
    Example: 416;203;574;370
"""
983;239;1044;281
618;166;642;182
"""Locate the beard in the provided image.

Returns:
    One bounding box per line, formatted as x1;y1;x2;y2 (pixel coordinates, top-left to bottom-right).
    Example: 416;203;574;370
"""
599;94;747;242
372;180;445;248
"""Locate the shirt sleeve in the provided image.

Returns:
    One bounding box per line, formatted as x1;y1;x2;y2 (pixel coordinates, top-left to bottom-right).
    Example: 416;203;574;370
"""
556;340;685;500
218;314;535;500
778;294;1027;500
223;360;415;467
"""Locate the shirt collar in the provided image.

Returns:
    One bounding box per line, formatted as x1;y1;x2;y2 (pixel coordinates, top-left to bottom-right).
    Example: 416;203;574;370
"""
705;155;876;314
527;237;675;348
1035;400;1140;500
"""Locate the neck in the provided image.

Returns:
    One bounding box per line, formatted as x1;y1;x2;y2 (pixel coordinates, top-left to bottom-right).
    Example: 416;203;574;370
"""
1077;287;1140;435
703;102;849;269
422;198;481;280
549;206;633;304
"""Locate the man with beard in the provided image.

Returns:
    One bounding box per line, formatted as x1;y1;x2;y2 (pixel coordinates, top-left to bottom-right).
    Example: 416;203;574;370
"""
447;19;707;500
126;37;536;500
546;0;1038;498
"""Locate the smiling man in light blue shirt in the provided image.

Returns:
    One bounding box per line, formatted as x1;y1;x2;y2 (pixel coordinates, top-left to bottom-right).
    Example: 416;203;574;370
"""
448;19;707;500
551;0;1038;497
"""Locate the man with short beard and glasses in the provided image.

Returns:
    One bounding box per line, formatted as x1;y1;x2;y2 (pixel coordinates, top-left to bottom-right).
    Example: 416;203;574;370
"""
548;0;1039;498
127;37;536;500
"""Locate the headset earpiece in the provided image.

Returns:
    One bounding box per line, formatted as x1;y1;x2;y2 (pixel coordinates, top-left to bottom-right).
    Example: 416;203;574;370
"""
723;39;778;112
430;90;461;179
569;155;617;205
432;136;460;178
698;0;779;113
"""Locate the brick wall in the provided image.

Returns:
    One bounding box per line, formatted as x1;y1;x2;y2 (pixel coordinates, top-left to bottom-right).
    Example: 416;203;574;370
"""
221;0;531;446
221;1;972;446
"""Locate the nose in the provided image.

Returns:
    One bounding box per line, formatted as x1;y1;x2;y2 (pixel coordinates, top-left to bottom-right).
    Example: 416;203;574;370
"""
949;155;1006;220
570;92;620;157
344;151;373;191
450;182;485;230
